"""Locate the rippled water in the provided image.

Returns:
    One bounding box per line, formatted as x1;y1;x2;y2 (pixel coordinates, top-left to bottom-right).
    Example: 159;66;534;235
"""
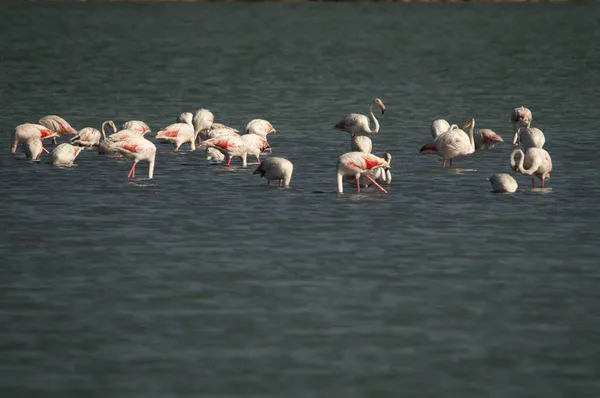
1;2;600;397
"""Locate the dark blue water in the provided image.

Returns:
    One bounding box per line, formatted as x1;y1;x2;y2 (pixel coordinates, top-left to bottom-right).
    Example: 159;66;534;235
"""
1;2;599;397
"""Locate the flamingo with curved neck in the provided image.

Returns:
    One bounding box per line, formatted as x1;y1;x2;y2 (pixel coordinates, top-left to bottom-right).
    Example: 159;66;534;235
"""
420;119;475;168
334;98;385;137
510;148;552;188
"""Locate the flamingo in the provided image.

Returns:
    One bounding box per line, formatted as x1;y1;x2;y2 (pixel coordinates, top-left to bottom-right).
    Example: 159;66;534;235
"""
347;153;392;188
177;112;193;124
205;147;225;162
351;135;372;153
514;127;545;149
39;115;77;145
241;134;270;163
51;144;83;166
121;120;151;135
253;157;294;187
489;173;518;193
245;119;276;137
419;119;475;168
112;136;156;180
22;138;43;161
334;98;385;136
205;126;240;140
71;127;102;148
336;152;391;194
201;136;247;167
474;129;504;150
97;120;119;155
510;148;552;188
11;123;59;154
511;106;533;146
155;119;195;151
193;109;215;143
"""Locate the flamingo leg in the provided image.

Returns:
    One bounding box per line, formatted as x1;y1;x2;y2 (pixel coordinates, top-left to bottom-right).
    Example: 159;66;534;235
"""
52;138;57;145
356;177;361;193
541;178;545;188
256;156;261;163
532;177;535;188
42;147;50;154
442;159;446;168
364;174;388;194
226;157;232;167
279;179;282;187
127;162;136;178
450;159;453;168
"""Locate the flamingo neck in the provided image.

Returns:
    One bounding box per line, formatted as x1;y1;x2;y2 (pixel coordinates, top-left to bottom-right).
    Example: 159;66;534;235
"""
512;124;520;146
368;102;380;134
101;121;109;140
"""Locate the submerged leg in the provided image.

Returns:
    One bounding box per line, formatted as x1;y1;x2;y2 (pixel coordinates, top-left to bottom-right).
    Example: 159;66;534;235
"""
442;159;446;168
541;177;545;188
356;177;361;193
279;179;282;187
226;157;232;167
127;162;136;178
42;147;50;154
256;156;261;163
449;159;453;168
364;174;388;194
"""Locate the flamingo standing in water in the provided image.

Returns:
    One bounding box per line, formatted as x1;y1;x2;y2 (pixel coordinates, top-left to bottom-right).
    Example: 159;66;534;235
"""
155;119;195;151
51;144;83;166
22;138;44;161
419;119;475;168
241;134;270;163
113;136;156;179
489;174;518;193
39;115;77;145
336;152;390;194
253;157;294;187
423;119;503;155
334;98;385;136
193;109;215;143
121;120;151;135
71;127;103;148
201;136;247;167
514;127;545;149
510;148;552;188
511;106;533;146
11;123;59;154
474;129;504;150
348;153;392;188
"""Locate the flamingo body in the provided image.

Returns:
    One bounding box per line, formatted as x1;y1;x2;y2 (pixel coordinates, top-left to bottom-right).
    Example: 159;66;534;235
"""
420;119;475;168
113;137;157;179
156;122;195;151
11;123;59;153
489;174;518;193
206;127;240;140
241;134;270;163
245;119;276;137
205;147;225;162
430;119;451;138
39;115;77;145
351;135;372;153
253;157;294;186
347;153;392;187
177;112;193;125
201;136;247;167
510;148;552;188
335;98;385;136
71;128;102;148
193;109;215;142
22;138;43;161
52;143;83;166
336;152;390;194
474;129;504;150
518;127;545;149
121;120;151;135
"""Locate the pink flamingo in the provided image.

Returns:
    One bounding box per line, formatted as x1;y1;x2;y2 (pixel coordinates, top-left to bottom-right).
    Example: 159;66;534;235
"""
201;136;247;167
51;144;83;166
113;137;157;179
336;152;391;194
121;120;151;135
155;119;195;151
11;123;59;154
39;115;77;145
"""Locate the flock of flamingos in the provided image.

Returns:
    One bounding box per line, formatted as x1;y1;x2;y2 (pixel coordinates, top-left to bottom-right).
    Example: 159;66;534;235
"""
9;99;552;194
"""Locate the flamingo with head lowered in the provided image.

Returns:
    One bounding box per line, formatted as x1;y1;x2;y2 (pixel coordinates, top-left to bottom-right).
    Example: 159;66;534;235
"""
51;144;83;166
155;119;195;152
121;120;151;135
510;148;552;188
201;136;248;167
39;115;77;145
253;157;294;187
511;106;532;146
336;152;390;194
489;174;518;193
113;136;157;180
11;123;59;154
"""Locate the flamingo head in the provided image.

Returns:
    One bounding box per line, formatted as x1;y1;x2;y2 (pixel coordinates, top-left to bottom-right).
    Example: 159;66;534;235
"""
419;143;437;155
461;119;475;129
373;98;385;115
108;121;117;132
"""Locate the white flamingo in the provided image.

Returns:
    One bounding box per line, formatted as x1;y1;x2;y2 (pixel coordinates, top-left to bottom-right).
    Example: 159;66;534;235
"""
97;121;119;155
11;123;59;154
177;112;193;125
253;157;294;187
336;152;391;194
514;127;545;149
155;119;195;151
71;127;102;148
201;136;247;167
205;147;225;162
489;174;518;193
419;119;475;168
334;98;385;136
245;119;276;137
511;106;533;146
193;109;215;143
474;129;504;150
51;144;83;166
39;115;77;145
121;120;151;135
510;148;552;188
430;119;451;138
351;135;372;153
241;134;270;163
205;127;240;140
22;138;43;161
112;136;157;179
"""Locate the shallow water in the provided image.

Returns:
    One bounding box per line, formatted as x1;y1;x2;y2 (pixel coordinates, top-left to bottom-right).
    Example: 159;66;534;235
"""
1;2;600;397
